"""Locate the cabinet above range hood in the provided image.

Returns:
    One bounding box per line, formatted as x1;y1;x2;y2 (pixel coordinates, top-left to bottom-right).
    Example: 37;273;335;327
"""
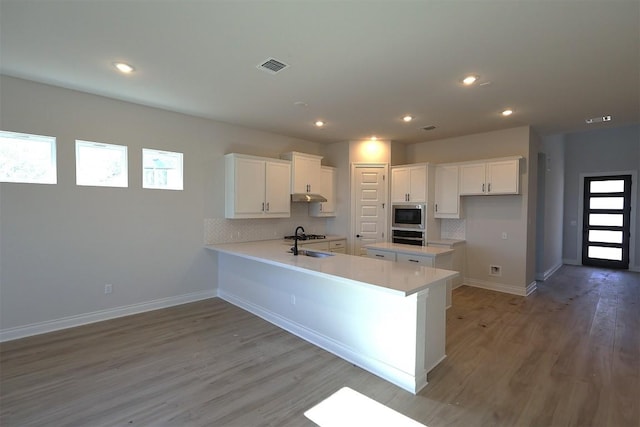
281;151;327;204
291;193;327;203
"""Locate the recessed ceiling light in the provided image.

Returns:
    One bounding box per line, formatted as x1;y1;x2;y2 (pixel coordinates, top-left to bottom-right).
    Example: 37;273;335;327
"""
315;120;325;127
462;75;478;85
113;62;135;73
370;136;377;141
501;109;513;117
403;115;413;122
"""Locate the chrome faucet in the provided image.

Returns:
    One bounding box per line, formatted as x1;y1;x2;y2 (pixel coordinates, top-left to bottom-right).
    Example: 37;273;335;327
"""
293;226;305;256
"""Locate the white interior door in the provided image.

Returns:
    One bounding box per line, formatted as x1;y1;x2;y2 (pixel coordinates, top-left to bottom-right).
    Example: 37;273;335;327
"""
352;164;388;256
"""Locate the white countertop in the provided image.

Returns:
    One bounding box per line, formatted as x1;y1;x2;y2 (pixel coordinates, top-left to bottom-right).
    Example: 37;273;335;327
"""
207;240;458;296
427;239;466;247
365;242;454;257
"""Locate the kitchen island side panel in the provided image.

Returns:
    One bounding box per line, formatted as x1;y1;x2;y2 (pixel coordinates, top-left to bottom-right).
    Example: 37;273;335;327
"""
216;252;447;394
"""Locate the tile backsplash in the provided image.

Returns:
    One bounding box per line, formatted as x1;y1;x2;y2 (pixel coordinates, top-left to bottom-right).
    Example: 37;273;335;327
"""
205;204;328;244
440;219;466;240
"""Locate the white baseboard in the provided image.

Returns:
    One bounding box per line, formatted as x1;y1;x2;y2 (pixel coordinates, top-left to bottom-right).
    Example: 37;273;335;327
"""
463;277;536;297
536;262;563;281
0;290;217;343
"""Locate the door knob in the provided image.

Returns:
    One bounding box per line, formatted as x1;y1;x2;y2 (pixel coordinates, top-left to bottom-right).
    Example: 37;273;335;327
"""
356;234;361;238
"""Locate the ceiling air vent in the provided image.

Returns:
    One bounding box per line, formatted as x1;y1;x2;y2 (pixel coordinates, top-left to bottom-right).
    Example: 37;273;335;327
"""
257;57;289;74
422;125;437;131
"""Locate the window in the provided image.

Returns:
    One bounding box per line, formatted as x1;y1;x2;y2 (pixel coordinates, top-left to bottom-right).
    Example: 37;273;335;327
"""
76;140;128;187
0;130;57;184
142;148;183;190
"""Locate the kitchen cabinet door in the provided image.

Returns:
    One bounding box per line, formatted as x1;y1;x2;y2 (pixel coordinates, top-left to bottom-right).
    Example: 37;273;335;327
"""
434;164;461;218
282;152;323;194
486;159;519;194
391;167;410;203
309;166;336;217
231;156;266;216
396;252;434;267
225;153;291;219
391;165;426;203
458;159;520;196
459;163;486;195
264;160;292;215
366;249;396;261
329;239;347;253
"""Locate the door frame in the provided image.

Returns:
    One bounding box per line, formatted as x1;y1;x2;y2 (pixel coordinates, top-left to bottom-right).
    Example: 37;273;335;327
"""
577;170;637;270
350;162;389;255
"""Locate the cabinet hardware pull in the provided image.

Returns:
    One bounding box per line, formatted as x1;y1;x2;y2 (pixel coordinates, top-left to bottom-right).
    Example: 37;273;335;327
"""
375;254;384;257
482;183;485;193
262;202;265;211
488;183;491;193
266;202;270;211
435;204;438;212
409;259;419;263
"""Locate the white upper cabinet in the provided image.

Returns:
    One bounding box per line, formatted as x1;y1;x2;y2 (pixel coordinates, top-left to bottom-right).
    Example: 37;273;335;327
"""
280;152;323;194
459;158;520;196
391;165;427;203
486;160;520;194
434;164;461;218
309;166;336;217
459;163;487;195
225;153;291;219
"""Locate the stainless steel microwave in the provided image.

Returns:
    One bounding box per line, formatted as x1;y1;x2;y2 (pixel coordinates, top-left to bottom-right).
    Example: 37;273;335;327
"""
391;204;425;229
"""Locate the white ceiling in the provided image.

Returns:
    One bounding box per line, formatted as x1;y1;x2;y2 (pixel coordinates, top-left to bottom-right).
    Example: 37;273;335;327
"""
1;1;638;144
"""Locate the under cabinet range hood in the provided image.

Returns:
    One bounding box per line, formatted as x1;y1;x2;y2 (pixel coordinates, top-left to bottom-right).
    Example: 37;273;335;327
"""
291;193;327;203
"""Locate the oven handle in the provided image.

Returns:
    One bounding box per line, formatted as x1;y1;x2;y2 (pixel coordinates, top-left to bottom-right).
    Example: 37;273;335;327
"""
393;236;424;241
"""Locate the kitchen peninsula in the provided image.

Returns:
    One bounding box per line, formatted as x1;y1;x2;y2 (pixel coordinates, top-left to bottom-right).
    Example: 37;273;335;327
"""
207;240;458;394
364;242;457;307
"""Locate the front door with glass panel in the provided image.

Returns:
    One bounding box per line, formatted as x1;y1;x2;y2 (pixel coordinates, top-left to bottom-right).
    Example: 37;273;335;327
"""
582;175;631;269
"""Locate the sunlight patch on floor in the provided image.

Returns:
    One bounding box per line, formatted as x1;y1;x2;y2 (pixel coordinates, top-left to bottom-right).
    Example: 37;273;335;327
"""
304;387;426;427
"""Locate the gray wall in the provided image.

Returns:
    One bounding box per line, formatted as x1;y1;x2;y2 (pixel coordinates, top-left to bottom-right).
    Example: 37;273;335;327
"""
563;124;640;270
406;126;536;292
536;134;565;279
0;76;323;334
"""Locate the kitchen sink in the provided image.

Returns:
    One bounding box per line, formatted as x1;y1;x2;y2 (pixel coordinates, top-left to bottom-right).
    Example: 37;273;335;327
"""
289;249;334;258
303;250;334;258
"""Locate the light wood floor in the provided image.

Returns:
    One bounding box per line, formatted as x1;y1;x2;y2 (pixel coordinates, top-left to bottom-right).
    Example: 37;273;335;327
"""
1;265;638;426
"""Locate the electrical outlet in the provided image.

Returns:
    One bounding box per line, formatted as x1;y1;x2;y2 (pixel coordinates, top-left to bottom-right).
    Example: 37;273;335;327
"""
291;295;296;305
489;265;502;276
104;284;113;294
501;232;508;240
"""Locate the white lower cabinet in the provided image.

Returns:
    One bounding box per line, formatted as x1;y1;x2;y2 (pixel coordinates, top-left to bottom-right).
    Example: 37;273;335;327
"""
367;245;455;308
329;239;346;253
366;249;396;261
302;241;330;251
396;253;434;267
299;239;347;254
